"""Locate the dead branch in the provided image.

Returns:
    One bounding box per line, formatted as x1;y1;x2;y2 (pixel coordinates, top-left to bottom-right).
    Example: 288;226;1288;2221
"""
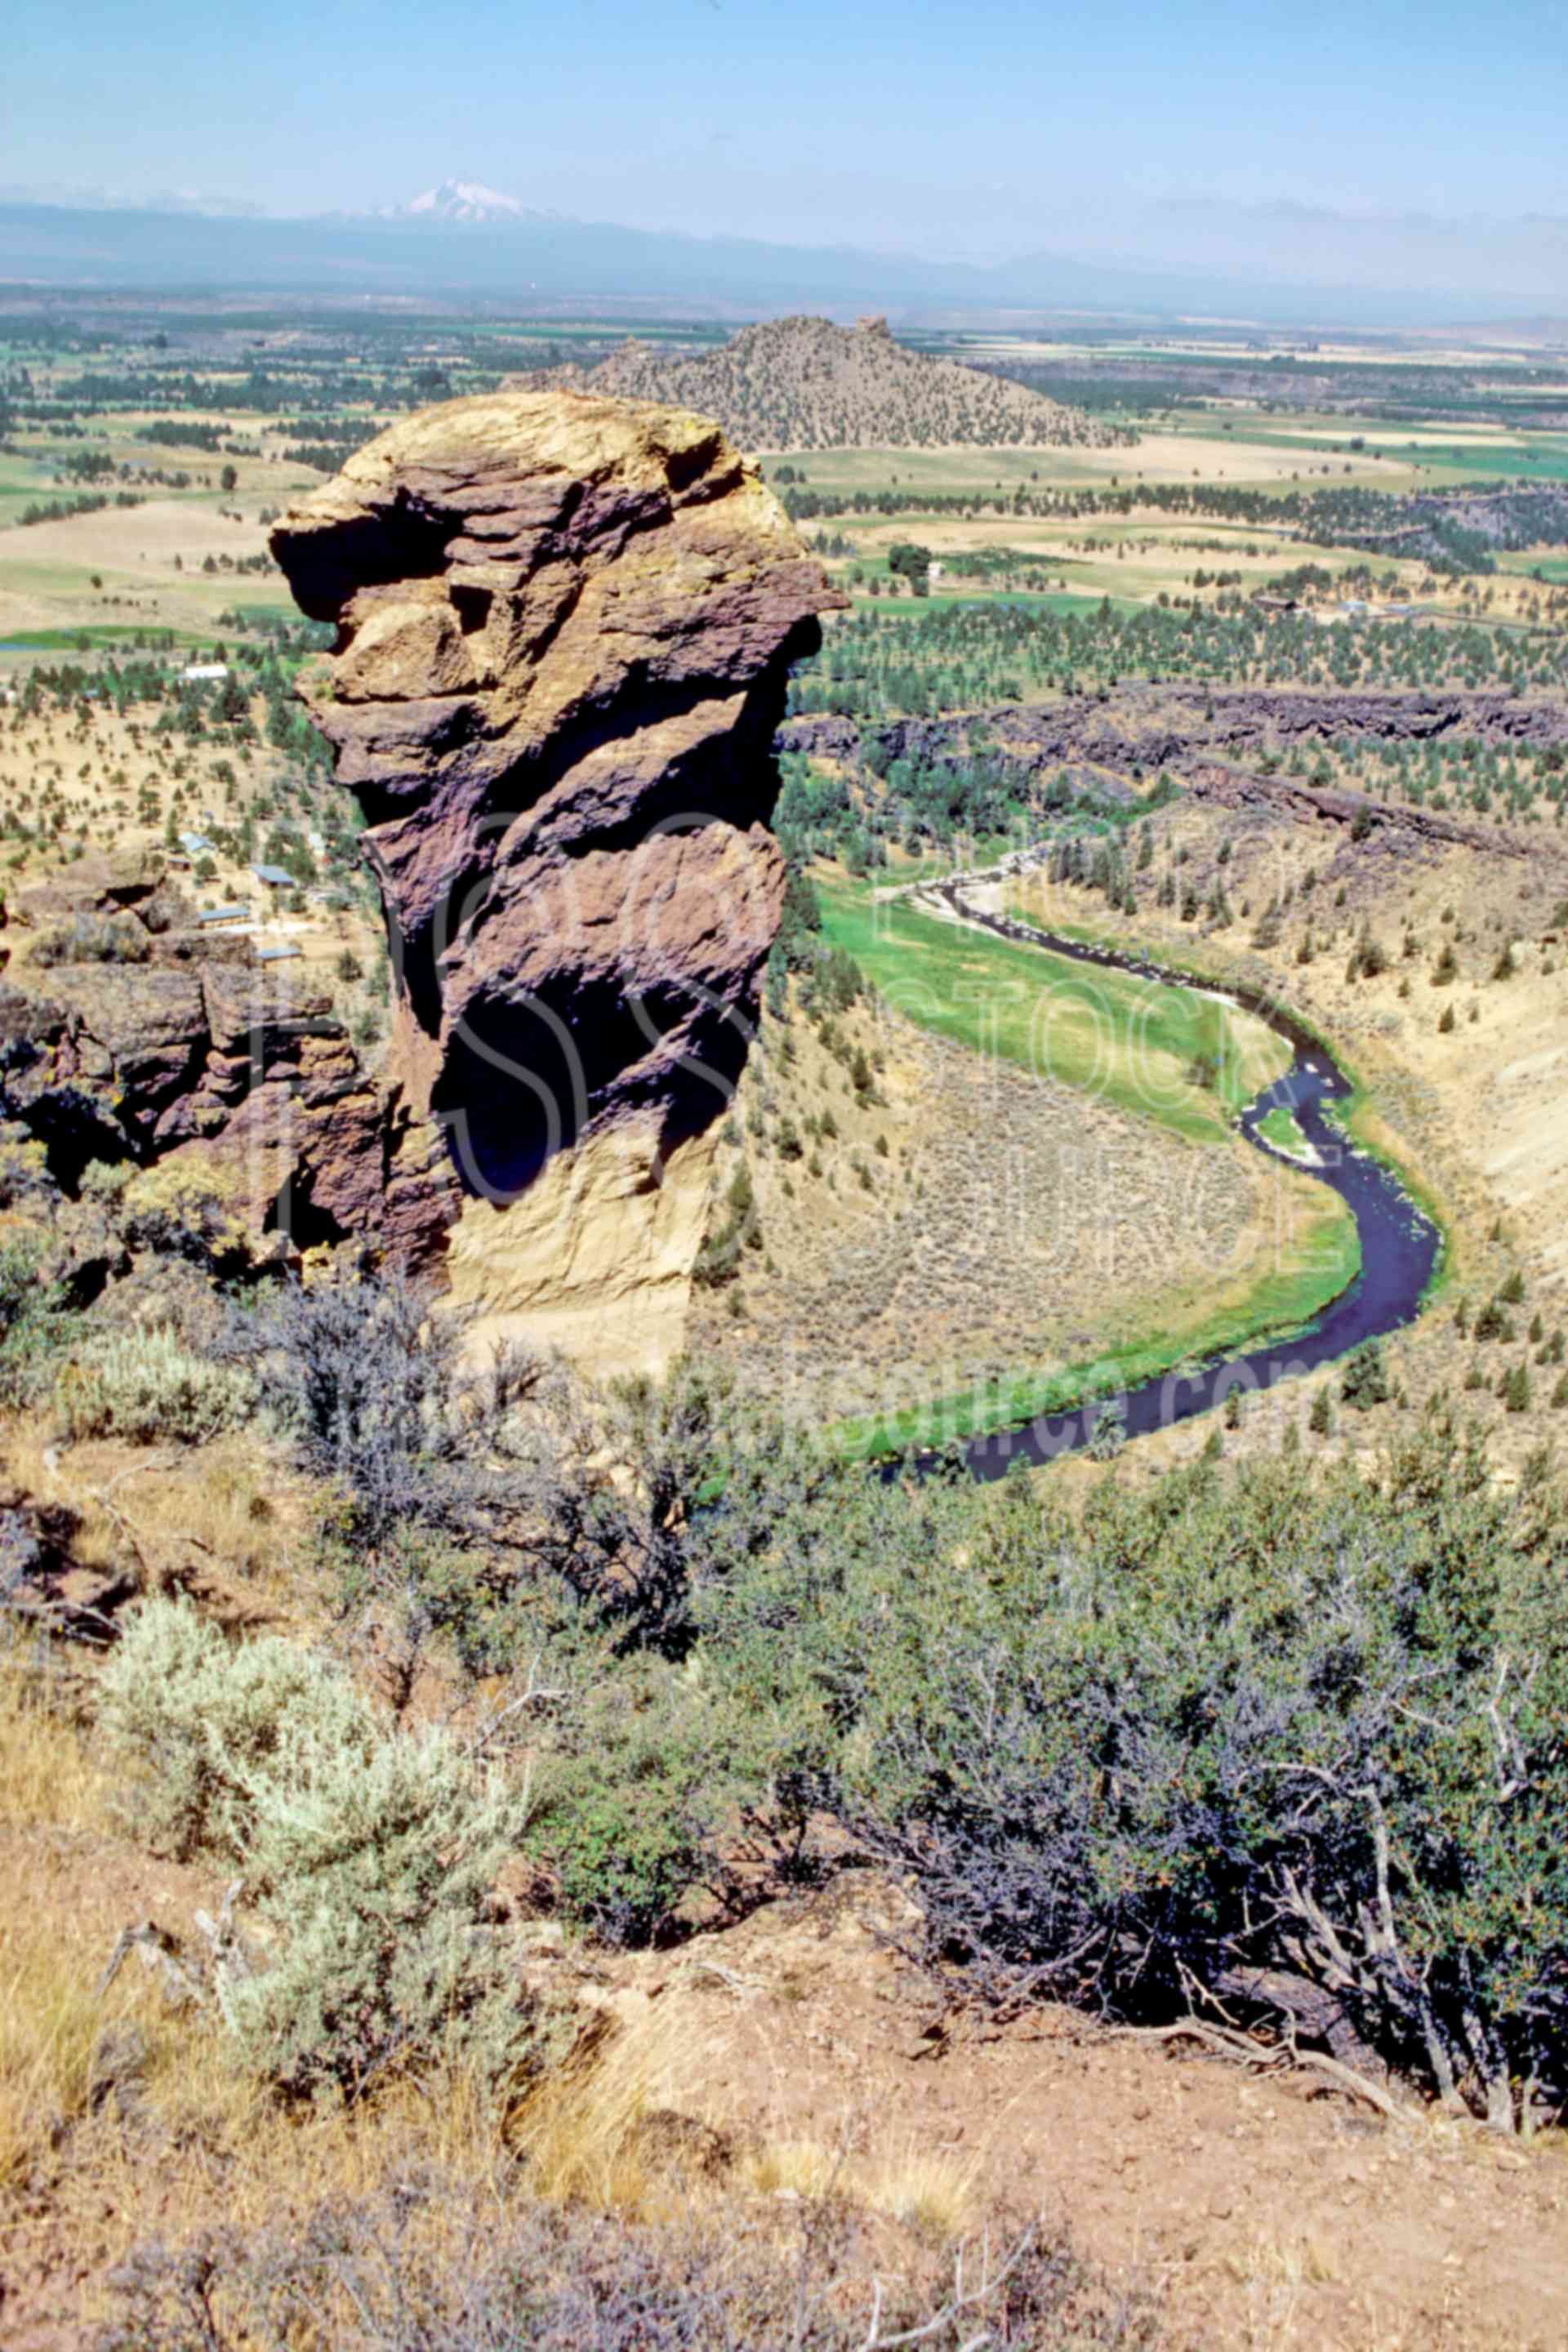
96;1919;207;2011
1117;2016;1409;2123
854;2226;1037;2351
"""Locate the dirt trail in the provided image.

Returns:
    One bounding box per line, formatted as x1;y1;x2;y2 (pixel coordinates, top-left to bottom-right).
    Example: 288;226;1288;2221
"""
611;1880;1568;2350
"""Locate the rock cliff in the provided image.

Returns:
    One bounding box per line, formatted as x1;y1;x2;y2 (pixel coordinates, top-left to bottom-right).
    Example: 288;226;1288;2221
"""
270;389;839;1370
0;854;455;1266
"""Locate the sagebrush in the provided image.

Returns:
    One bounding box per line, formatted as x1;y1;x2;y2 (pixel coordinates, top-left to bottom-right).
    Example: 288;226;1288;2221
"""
102;1601;547;2098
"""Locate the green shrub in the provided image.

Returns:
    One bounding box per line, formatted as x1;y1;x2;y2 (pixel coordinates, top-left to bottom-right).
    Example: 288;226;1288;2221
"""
316;1516;523;1709
31;911;150;967
100;1598;372;1860
224;1715;537;2099
693;1163;760;1290
1339;1337;1392;1410
101;1601;544;2100
532;1655;717;1945
118;1158;252;1270
55;1325;256;1442
223;1272;549;1549
78;1157;134;1209
0;1234;76;1405
695;1428;1568;2131
0;1127;53;1209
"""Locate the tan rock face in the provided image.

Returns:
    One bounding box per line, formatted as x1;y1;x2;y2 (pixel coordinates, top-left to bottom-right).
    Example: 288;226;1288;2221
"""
270;390;838;1364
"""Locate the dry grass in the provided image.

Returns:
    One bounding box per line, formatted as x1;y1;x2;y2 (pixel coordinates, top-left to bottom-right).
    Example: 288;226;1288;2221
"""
507;2009;681;2214
1;1419;121;1575
858;2142;979;2242
689;969;1272;1429
0;1675;110;1837
114;1437;305;1604
1232;2232;1335;2352
742;2135;846;2200
0;1691;141;2186
738;2130;979;2243
1;1410;319;1617
0;1916;112;2186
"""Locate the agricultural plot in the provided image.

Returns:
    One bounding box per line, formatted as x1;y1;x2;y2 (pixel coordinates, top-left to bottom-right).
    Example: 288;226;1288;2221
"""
817;878;1287;1141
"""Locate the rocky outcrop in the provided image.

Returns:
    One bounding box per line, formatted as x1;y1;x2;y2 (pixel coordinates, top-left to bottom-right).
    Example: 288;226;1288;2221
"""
0;855;457;1265
781;686;1568;781
1174;759;1530;862
781;686;1559;858
270;389;839;1371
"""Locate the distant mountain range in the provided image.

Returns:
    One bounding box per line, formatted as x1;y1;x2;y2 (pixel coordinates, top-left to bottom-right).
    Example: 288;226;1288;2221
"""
0;183;1534;328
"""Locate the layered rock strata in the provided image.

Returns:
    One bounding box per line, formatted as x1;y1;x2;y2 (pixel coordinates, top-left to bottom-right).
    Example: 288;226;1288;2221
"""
270;390;838;1369
0;856;455;1264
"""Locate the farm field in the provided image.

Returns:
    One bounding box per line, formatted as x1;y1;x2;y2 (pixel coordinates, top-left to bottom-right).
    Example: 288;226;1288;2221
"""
817;877;1288;1139
8;296;1568;688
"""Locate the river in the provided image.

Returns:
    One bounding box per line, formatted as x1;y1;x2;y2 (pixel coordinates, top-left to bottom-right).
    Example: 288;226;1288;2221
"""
917;884;1442;1481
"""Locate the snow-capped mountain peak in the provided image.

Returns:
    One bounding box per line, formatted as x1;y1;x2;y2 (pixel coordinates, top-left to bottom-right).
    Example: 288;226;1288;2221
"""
397;180;528;224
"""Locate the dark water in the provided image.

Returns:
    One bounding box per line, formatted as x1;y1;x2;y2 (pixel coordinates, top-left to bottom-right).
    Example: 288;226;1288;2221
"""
902;889;1441;1481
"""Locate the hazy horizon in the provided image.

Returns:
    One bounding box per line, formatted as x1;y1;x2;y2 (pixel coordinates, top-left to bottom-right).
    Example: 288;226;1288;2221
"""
7;0;1568;305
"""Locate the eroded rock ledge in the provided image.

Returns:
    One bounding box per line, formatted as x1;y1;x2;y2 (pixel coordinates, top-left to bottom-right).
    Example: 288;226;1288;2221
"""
0;855;452;1268
270;390;839;1368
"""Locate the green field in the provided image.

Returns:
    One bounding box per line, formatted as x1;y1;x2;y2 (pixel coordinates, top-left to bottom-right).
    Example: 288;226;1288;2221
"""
1256;1104;1312;1157
0;624;203;653
817;880;1289;1143
813;876;1365;1460
1500;552;1568;581
866;587;1143;619
1412;440;1568;483
827;1193;1361;1462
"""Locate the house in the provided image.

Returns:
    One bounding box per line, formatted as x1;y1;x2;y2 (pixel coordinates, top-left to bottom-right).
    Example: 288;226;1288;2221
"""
1251;592;1299;615
256;943;303;963
198;905;249;927
180;662;229;684
251;864;296;890
179;831;215;858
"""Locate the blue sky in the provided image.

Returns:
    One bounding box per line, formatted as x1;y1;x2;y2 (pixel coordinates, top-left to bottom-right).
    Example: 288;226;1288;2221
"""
7;0;1567;268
